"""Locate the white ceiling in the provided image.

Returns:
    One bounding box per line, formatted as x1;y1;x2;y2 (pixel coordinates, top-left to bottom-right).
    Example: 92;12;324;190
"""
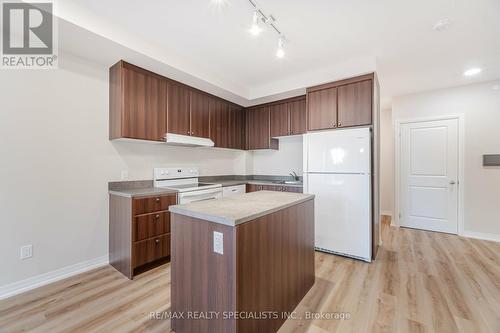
57;0;500;107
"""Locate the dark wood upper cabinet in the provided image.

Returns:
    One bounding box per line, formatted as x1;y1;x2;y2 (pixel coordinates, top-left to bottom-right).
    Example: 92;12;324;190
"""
270;103;289;137
210;98;230;148
110;61;167;141
288;98;307;135
228;104;245;150
307;74;373;131
167;82;190;136
189;90;210;138
337;79;372;127
307;87;337;131
246;106;278;150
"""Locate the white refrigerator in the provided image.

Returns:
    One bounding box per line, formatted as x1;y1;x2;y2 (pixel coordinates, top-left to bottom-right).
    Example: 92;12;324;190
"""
303;127;372;262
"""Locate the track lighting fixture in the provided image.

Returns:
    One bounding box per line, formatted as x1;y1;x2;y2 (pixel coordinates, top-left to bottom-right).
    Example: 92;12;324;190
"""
246;0;288;59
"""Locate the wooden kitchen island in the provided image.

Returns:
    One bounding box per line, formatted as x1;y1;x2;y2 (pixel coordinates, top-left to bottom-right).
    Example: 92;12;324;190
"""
169;191;315;333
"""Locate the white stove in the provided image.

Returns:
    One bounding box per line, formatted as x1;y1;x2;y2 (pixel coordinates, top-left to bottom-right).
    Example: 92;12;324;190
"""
154;167;222;204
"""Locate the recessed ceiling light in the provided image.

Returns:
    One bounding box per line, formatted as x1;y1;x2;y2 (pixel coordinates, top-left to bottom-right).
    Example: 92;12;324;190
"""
463;68;482;76
432;18;452;31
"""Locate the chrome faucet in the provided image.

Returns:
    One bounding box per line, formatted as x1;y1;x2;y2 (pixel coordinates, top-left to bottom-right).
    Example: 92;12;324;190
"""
289;171;299;181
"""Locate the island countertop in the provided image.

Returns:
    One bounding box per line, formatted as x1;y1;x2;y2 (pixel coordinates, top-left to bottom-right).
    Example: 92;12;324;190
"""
169;190;314;226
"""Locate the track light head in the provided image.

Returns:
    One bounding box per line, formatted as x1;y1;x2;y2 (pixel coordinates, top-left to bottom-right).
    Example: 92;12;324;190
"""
276;35;285;58
249;10;263;36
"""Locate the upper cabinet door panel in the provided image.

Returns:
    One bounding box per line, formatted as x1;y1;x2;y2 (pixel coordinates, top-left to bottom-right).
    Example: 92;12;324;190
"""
167;82;190;135
210;98;229;148
270;102;289;137
246;106;271;150
307;87;337;131
289;98;306;135
122;66;167;141
337;80;372;127
228;105;245;150
190;91;210;138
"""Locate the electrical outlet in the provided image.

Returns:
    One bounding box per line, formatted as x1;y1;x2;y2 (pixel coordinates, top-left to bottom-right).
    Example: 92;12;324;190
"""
20;244;32;260
213;231;223;255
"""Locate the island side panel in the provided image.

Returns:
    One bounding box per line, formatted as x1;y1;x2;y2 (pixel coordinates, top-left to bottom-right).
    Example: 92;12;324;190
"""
170;213;237;333
235;198;315;333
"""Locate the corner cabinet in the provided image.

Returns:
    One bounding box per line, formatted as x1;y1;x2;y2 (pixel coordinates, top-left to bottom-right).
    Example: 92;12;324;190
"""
245;106;279;150
109;61;167;141
307;74;373;131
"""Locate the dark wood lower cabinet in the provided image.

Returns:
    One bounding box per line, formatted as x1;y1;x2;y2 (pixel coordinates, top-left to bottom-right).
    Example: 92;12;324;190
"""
109;193;177;279
246;183;303;193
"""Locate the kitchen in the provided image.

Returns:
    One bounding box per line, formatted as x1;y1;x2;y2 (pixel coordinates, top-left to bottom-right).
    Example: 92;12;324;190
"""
1;1;499;333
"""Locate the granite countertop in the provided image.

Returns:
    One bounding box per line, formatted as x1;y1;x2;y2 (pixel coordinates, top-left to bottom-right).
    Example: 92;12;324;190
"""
169;190;314;226
108;187;177;198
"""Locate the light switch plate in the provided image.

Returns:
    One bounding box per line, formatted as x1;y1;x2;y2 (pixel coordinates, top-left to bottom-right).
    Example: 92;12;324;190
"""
20;244;32;260
213;231;223;255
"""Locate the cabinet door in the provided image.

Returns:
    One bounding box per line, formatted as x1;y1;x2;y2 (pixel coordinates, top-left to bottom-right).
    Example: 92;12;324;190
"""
270;102;289;137
337;80;372;127
246;106;278;150
210;98;229;148
228;105;245;150
167;82;190;135
285;186;303;193
288;98;306;135
307;87;337;131
246;184;262;192
189;90;210;138
122;66;167;141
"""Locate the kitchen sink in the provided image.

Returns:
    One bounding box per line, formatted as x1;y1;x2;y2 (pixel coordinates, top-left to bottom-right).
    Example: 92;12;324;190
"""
273;180;303;185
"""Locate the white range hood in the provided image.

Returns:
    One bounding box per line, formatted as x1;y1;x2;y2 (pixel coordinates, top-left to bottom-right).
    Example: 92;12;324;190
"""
164;133;214;147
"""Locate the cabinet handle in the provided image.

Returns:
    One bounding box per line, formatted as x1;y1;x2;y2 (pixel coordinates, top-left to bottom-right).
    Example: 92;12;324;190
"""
338;122;342;127
332;124;337;128
155;214;160;219
290;130;293;135
155;198;160;203
187;131;190;135
155;239;160;244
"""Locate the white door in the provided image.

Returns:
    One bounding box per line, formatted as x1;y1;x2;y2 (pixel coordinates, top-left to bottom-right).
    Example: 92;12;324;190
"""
400;118;459;234
306;173;371;261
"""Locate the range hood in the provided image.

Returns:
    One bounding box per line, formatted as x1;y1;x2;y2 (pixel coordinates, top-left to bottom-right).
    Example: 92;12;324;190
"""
164;133;214;147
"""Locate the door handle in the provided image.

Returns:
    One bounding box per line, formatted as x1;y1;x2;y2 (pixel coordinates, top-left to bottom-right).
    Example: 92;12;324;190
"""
449;180;456;185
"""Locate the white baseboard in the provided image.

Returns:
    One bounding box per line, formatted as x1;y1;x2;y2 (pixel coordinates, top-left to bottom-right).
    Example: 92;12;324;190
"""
0;255;109;300
380;210;393;217
461;231;500;243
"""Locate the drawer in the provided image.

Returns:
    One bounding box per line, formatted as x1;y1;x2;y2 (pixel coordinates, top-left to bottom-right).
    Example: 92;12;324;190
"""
134;211;170;242
222;184;246;197
133;194;177;215
133;234;171;268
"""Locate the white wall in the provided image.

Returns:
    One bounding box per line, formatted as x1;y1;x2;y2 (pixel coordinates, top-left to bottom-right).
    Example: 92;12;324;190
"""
392;81;500;237
252;136;303;176
380;108;394;215
0;53;250;287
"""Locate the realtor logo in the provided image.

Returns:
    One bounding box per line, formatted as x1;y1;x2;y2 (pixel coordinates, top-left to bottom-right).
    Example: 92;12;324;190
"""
1;1;58;69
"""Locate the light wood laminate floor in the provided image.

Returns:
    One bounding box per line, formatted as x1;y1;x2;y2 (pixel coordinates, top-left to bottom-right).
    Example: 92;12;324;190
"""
1;217;499;333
